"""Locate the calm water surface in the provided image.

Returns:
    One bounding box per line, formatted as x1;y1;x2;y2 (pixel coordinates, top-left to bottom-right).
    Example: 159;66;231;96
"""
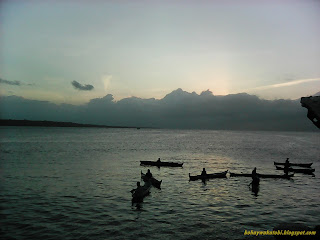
1;127;319;240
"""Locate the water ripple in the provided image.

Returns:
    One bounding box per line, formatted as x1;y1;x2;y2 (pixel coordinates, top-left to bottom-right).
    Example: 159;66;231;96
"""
1;128;319;239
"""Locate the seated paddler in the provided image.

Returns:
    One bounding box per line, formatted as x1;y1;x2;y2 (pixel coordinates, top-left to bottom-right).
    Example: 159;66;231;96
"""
131;181;142;193
146;169;153;178
157;158;161;163
284;158;290;175
201;168;207;175
252;167;257;178
252;175;260;185
284;158;290;166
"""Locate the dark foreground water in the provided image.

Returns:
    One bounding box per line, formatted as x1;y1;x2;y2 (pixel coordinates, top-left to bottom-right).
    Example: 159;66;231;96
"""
1;127;319;240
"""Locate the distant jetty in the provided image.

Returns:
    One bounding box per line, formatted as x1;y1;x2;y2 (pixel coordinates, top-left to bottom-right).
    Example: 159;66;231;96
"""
0;119;140;129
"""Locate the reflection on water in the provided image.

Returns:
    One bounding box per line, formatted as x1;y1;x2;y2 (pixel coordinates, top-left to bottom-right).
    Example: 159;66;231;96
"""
250;183;260;197
1;127;319;240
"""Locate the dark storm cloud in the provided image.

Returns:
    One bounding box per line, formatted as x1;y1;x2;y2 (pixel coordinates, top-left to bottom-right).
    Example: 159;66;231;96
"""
0;89;316;131
71;81;94;91
0;78;21;86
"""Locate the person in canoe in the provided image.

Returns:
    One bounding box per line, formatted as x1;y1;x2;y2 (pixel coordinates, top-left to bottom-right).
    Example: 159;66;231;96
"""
131;181;142;194
252;167;257;177
157;158;161;163
252;175;260;185
252;167;259;181
252;168;260;184
284;158;290;175
146;169;153;178
201;168;207;176
250;167;260;187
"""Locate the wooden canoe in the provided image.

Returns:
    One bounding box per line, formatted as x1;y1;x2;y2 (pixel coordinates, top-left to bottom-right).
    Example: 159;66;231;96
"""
229;172;294;179
275;166;315;174
189;171;228;181
274;161;312;168
131;182;152;203
141;171;162;189
140;160;183;167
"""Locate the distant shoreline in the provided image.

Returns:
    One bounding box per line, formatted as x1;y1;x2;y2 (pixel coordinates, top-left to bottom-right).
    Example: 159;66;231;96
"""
0;119;142;129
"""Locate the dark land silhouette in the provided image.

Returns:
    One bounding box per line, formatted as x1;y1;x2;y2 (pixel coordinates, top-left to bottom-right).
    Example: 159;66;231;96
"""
0;119;141;129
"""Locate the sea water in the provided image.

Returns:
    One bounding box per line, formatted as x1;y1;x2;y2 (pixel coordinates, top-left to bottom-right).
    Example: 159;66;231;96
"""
1;127;319;240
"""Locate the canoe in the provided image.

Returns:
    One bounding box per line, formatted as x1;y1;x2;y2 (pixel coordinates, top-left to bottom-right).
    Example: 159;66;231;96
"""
131;182;152;203
275;166;315;174
140;160;183;167
141;171;162;189
274;161;312;168
229;172;294;179
189;171;228;181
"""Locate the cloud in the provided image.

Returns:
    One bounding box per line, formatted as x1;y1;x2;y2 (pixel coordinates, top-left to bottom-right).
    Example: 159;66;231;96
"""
0;78;35;87
0;89;316;131
250;78;320;91
71;80;94;91
0;78;21;86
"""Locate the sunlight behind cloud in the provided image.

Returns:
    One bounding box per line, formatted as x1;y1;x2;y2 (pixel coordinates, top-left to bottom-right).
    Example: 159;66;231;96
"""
185;68;231;96
102;75;112;91
210;75;230;96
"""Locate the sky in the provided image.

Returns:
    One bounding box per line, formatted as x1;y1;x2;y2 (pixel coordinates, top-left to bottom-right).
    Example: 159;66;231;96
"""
1;0;319;105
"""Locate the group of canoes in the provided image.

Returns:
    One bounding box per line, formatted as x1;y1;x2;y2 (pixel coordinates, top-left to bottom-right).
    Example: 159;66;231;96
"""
131;168;162;204
132;158;183;204
190;158;314;182
246;158;315;193
189;167;295;182
274;158;315;174
132;158;315;203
